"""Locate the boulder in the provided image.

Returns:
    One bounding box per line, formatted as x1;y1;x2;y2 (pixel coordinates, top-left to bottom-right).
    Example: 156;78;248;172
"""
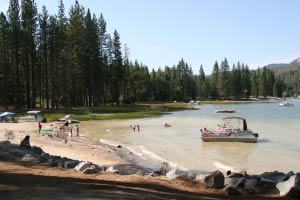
224;186;240;196
244;177;276;194
22;153;39;162
260;171;292;183
42;161;58;167
166;169;188;180
82;164;101;174
28;161;41;166
39;153;52;163
225;177;245;188
204;170;225;189
106;166;120;174
56;158;67;168
0;151;16;160
75;161;92;172
64;160;79;169
31;146;44;155
276;174;300;197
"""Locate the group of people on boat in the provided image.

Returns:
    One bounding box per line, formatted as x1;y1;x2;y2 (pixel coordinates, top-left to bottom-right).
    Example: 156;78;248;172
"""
201;124;234;136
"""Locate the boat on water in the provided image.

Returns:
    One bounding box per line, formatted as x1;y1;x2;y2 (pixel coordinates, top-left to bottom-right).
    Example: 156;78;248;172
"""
201;116;259;143
215;109;235;113
278;101;294;107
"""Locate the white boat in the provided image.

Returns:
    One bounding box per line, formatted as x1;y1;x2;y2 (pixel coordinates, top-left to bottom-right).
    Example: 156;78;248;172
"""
201;117;258;143
278;101;294;107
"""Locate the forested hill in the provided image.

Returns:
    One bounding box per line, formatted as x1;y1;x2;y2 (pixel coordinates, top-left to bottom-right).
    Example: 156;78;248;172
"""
266;58;300;69
266;58;300;97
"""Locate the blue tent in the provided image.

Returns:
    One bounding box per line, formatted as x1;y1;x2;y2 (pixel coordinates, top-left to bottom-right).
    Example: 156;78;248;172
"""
0;111;16;117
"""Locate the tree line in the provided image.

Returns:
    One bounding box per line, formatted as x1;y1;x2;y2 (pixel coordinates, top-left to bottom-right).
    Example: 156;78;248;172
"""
0;0;287;109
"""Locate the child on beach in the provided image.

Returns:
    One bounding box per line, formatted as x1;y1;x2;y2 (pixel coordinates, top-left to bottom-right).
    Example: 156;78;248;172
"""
75;125;79;137
38;122;42;135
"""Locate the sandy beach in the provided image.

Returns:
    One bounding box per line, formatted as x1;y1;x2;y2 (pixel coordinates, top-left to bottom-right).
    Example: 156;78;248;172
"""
0;122;290;199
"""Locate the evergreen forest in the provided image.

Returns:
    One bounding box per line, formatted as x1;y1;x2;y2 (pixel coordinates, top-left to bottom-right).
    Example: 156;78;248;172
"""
0;0;295;109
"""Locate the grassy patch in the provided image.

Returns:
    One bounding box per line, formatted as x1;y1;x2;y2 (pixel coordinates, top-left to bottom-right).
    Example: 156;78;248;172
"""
6;102;197;122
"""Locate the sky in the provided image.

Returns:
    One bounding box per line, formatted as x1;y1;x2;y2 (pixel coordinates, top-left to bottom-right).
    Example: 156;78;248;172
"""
1;0;300;74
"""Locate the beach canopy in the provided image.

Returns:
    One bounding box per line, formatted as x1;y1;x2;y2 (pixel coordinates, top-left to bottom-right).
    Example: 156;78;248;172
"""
0;111;16;117
27;110;41;114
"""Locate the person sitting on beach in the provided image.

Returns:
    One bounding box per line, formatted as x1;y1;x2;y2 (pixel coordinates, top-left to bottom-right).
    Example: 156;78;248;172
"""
20;135;31;150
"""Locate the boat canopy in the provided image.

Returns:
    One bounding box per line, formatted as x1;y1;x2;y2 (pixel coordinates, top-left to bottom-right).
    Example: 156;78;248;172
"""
222;116;247;130
27;110;41;114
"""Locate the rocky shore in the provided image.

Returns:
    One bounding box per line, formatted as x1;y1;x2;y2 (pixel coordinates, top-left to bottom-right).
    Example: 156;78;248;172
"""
0;139;299;199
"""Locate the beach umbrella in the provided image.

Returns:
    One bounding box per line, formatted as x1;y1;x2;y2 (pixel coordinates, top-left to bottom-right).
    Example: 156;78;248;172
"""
0;111;16;117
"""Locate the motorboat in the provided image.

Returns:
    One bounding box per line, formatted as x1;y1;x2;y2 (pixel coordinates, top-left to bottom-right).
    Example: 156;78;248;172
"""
278;101;294;107
201;116;258;143
19;110;46;122
215;109;235;113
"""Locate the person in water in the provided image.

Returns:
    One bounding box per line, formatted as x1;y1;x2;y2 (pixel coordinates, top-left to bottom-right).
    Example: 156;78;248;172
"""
20;135;31;150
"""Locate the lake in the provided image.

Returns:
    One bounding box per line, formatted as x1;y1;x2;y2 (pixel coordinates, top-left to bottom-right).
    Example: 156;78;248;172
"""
79;100;300;174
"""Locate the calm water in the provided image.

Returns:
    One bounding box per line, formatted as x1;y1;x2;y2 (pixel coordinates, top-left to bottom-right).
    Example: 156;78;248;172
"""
80;101;300;174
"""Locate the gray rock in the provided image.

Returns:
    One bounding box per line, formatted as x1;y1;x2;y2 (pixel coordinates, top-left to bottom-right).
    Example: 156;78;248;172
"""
244;177;275;194
82;164;101;174
75;161;92;172
166;169;188;180
276;174;300;197
225;177;245;188
204;170;225;189
106;166;120;174
0;151;16;160
40;152;51;160
22;153;39;162
260;171;290;183
56;158;68;168
42;161;58;167
8;148;26;158
64;160;79;169
31;146;44;155
224;186;240;196
28;161;41;166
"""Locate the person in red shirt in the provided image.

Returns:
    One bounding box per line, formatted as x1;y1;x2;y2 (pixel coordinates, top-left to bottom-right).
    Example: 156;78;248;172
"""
38;122;42;135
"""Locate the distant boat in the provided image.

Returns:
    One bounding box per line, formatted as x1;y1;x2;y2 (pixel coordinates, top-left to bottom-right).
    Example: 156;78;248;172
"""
215;109;235;113
278;101;294;107
201;116;258;143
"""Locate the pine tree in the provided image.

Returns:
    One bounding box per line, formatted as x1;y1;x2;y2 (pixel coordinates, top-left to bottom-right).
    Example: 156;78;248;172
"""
8;0;22;108
111;30;123;105
209;61;219;99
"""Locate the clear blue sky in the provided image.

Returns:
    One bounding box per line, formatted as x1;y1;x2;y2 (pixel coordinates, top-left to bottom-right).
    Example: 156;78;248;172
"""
1;0;300;74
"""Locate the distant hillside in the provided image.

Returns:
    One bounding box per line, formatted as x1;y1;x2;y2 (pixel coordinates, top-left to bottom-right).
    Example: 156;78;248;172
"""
266;58;300;69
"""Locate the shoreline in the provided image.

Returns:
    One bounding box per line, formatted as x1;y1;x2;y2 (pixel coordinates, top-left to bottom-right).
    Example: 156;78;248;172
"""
1;122;299;199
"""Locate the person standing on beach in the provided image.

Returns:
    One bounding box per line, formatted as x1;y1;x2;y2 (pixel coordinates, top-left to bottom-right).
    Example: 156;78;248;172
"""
137;125;140;132
38;122;42;135
75;124;79;137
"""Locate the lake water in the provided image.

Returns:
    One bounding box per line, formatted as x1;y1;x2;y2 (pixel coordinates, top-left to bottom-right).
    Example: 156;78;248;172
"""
79;101;300;174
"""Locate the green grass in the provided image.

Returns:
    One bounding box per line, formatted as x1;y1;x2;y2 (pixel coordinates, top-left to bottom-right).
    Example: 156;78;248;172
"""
5;102;197;122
